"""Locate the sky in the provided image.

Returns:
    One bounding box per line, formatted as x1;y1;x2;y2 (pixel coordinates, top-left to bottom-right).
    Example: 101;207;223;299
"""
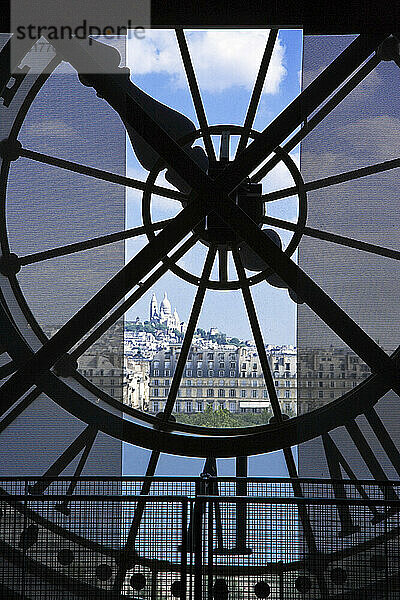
125;29;303;345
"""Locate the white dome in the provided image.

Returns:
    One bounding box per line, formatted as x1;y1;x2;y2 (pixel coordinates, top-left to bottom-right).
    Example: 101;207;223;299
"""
160;292;171;314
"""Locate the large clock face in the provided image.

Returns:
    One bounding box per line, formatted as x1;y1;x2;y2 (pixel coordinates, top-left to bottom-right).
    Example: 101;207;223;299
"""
0;31;398;456
1;28;400;600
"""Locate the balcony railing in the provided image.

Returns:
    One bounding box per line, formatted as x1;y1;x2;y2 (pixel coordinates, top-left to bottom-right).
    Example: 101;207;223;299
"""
0;477;399;599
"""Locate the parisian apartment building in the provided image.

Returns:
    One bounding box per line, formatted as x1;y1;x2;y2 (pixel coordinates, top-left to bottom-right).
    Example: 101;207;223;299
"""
297;347;370;415
147;346;297;416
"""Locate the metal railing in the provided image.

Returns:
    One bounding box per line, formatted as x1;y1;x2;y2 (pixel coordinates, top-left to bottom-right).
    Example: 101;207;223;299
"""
0;477;400;598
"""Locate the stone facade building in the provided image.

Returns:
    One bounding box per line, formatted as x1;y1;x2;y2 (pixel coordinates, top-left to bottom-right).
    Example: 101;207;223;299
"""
148;346;297;416
297;347;370;415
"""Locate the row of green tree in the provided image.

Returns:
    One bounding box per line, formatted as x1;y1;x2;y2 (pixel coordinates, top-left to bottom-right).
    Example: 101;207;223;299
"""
176;405;273;427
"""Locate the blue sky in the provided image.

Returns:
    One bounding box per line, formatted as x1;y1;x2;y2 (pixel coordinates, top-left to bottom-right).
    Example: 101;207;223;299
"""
125;29;303;344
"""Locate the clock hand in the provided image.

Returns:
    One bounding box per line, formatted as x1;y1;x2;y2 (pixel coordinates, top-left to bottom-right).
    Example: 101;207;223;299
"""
71;37;209;193
215;34;387;192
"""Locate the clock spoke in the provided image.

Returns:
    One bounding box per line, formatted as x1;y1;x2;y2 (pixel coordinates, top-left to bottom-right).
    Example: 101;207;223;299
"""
262;214;400;261
18;219;173;266
175;29;216;162
18;147;186;202
365;408;400;479
160;246;216;423
232;248;283;419
235;29;278;157
322;430;399;531
0;359;16;380
0;202;207;416
26;425;97;497
262;157;400;203
0;388;40;435
251;54;379;183
218;248;228;283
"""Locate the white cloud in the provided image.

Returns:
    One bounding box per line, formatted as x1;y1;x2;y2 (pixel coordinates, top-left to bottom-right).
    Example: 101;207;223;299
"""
128;29;286;94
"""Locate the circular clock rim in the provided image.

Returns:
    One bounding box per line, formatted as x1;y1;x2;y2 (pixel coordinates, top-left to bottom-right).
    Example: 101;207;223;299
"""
0;37;397;458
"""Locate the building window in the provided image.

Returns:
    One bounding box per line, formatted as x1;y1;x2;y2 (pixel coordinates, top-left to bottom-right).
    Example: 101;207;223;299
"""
319;381;323;388
153;389;159;397
208;370;214;376
208;353;214;360
240;390;246;398
229;389;236;397
164;380;170;386
251;372;257;378
208;361;214;368
263;390;268;398
100;379;104;385
251;380;257;387
186;369;192;376
110;389;114;396
197;370;202;377
218;389;225;398
230;362;236;368
186;401;192;413
285;363;290;370
165;369;171;376
153;401;159;413
154;369;159;376
330;381;335;387
186;380;192;386
241;363;247;370
175;402;181;413
251;390;257;398
207;389;214;397
197;402;204;412
219;362;225;368
219;379;224;386
218;370;224;376
197;388;203;397
275;381;279;387
229;402;236;412
307;381;312;387
285;380;290;387
230;370;235;377
318;391;323;398
253;363;257;370
164;389;169;397
110;379;115;385
284;390;290;398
